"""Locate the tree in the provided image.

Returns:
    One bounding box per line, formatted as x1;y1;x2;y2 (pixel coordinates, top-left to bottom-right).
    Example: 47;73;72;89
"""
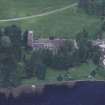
79;0;89;9
25;59;33;78
25;50;47;80
91;46;101;65
51;53;70;70
90;70;96;77
4;25;22;47
1;35;12;48
101;21;105;31
0;32;21;87
23;30;28;48
79;0;105;16
39;49;53;67
35;61;47;80
4;25;22;61
57;74;63;81
50;40;75;70
76;29;90;63
0;28;3;48
101;0;105;16
0;54;21;87
95;31;103;40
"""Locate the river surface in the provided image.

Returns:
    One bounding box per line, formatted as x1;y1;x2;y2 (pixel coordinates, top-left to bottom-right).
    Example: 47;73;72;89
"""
0;81;105;105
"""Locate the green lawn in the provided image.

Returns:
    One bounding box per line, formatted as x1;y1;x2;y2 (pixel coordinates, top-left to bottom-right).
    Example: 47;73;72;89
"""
0;0;101;38
0;0;77;19
22;63;105;85
95;67;105;80
0;6;101;38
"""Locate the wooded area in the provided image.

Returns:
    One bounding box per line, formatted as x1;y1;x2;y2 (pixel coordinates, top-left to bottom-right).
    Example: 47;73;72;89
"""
0;22;105;87
79;0;105;16
0;0;105;87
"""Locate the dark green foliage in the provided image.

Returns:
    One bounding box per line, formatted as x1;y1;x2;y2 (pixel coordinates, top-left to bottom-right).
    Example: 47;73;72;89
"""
50;40;76;70
0;23;103;87
75;28;101;66
23;30;28;48
91;46;101;65
4;25;22;47
64;72;71;81
101;21;105;31
0;53;21;87
1;35;12;48
0;28;3;48
25;51;38;78
76;29;91;63
57;74;63;81
95;31;103;40
25;60;33;78
25;50;47;80
4;25;22;61
35;62;47;80
79;0;89;8
0;25;23;87
79;0;105;16
90;70;96;77
40;49;53;67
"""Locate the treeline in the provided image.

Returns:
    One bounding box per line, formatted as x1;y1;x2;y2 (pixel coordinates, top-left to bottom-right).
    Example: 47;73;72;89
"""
79;0;105;16
0;24;104;87
0;25;34;87
0;25;23;88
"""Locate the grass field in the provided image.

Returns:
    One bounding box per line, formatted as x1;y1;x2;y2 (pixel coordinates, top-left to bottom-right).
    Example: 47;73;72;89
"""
0;0;77;19
0;0;101;38
0;7;101;38
22;63;105;85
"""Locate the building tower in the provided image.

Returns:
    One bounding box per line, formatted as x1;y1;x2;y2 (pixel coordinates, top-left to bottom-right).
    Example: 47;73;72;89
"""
27;30;33;48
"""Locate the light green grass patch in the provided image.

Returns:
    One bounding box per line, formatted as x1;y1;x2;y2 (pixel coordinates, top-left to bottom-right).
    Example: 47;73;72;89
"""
0;6;101;38
95;67;105;80
68;63;97;80
0;0;77;19
22;63;98;85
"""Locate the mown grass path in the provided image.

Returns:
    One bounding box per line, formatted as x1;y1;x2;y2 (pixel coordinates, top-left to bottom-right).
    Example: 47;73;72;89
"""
0;3;77;22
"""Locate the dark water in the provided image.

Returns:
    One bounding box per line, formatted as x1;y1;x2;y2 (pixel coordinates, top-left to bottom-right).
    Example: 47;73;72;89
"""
1;81;105;105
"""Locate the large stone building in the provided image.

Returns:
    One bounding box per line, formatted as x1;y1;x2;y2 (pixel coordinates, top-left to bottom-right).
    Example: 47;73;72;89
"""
27;31;78;52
